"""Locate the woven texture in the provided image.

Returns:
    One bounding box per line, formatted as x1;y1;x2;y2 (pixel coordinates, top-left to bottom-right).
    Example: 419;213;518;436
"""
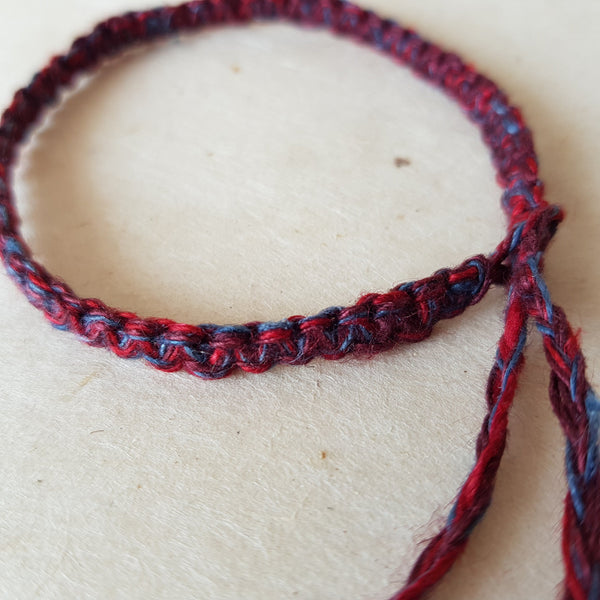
0;1;598;598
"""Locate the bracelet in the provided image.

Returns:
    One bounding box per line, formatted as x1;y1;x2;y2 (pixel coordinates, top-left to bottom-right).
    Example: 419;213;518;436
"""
0;1;597;598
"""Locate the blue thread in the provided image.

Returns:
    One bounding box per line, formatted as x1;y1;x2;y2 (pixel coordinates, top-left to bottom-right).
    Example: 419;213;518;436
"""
157;337;189;347
339;330;355;352
81;314;120;328
509;222;525;252
527;253;553;322
118;333;131;349
500;326;527;393
235;349;250;364
503;118;520;135
410;42;424;63
188;3;206;23
491;98;509;115
571;356;579;403
321;326;338;346
584;390;600;483
256;320;292;334
300;1;312;16
358;324;373;343
487;403;499;433
535;323;555;339
295;334;306;357
458;81;470;95
371;25;383;48
20;257;37;273
446;501;457;526
2;236;24;257
449;279;476;295
144;15;170;37
339;324;373;352
214;324;252;336
495;351;504;372
535;325;571;367
258;343;269;364
397;282;412;291
502;181;537;209
471;259;486;285
570;546;585;586
339;312;368;325
122;334;150;344
26;278;49;296
183;345;210;363
427;299;437;317
565;441;585;521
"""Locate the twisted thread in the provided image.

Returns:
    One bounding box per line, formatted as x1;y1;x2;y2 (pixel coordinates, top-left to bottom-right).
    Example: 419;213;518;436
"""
0;1;597;598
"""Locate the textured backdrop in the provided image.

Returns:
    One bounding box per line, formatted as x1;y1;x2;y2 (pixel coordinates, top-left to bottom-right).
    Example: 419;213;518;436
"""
0;1;598;598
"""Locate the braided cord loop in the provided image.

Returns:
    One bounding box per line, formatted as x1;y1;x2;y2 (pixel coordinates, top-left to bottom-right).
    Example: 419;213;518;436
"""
0;1;597;598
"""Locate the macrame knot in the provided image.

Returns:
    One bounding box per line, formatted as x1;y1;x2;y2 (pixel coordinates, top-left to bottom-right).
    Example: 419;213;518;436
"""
489;202;564;292
511;203;564;260
0;2;597;599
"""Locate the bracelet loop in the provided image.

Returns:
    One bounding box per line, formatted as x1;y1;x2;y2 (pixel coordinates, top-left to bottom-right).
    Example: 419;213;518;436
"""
1;2;597;598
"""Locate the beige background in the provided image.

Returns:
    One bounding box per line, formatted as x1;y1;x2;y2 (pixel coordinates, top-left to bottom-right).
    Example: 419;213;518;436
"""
0;1;598;599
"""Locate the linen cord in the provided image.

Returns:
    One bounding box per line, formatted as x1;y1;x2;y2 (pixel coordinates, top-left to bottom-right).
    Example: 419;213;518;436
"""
0;1;598;598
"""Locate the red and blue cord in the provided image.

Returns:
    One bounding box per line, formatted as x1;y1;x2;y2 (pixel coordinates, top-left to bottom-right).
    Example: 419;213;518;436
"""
0;1;597;598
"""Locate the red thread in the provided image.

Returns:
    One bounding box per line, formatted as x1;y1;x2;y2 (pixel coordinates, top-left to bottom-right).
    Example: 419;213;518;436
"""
0;1;597;598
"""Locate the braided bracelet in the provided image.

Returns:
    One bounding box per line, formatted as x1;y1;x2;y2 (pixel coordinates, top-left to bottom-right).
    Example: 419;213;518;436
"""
1;1;598;598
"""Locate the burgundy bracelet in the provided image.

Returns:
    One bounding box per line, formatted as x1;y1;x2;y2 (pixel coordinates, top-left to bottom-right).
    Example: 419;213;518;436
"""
1;1;598;598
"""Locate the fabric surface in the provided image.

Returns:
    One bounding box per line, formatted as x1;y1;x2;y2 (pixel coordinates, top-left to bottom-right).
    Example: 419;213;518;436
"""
0;1;598;598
